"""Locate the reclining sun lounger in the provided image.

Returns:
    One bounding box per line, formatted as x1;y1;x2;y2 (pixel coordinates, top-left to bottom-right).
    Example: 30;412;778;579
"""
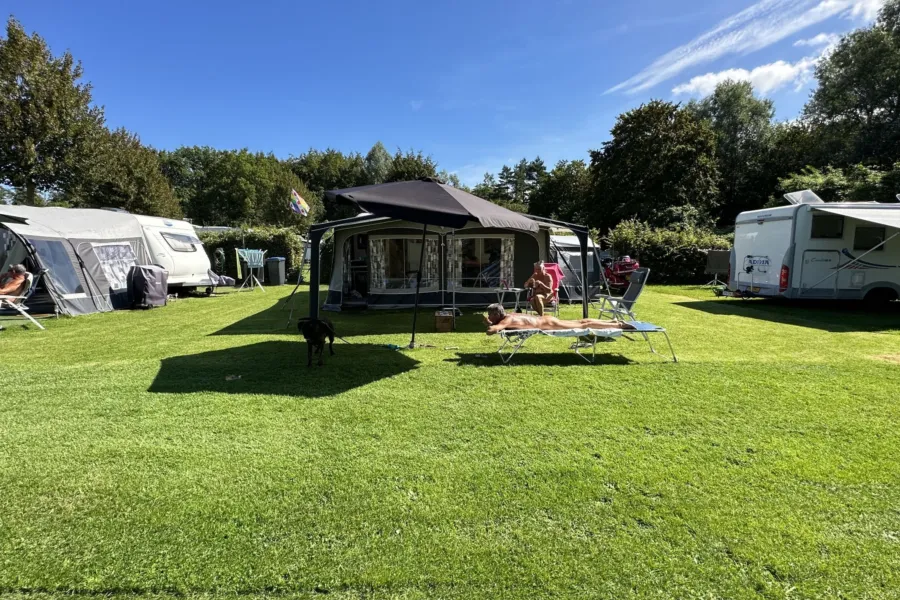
497;321;676;364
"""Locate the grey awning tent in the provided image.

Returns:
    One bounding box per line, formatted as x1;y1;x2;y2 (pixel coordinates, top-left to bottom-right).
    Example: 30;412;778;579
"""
550;234;604;303
308;179;593;346
0;206;151;315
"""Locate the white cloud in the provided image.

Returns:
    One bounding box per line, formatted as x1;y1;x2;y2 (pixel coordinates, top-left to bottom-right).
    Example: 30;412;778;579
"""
848;0;885;20
608;0;885;95
672;56;819;96
794;32;841;46
409;100;423;111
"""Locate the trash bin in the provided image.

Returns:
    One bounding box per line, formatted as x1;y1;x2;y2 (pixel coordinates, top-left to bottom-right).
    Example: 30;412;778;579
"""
266;257;286;286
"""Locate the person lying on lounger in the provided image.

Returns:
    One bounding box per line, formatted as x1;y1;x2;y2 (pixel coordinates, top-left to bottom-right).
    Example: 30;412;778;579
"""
483;303;633;336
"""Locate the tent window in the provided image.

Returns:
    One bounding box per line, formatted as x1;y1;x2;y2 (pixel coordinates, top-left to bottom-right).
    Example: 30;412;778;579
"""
0;228;15;270
29;239;84;295
460;238;502;288
92;243;137;291
370;237;439;291
564;251;594;275
854;226;886;251
811;215;844;239
162;232;200;252
380;238;435;289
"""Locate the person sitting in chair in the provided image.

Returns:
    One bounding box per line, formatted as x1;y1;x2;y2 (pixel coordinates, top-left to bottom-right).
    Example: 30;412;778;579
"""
524;261;554;315
0;264;27;297
483;303;632;336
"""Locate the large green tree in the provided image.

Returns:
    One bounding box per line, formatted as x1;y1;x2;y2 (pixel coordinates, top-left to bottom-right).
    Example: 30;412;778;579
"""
160;147;319;227
289;149;367;221
772;163;900;205
589;100;720;231
385;149;438;182
0;17;105;205
60;128;181;217
528;159;590;223
364;141;393;185
688;80;775;224
805;0;900;165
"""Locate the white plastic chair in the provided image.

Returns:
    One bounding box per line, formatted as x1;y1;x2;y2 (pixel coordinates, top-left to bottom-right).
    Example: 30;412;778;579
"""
0;272;45;330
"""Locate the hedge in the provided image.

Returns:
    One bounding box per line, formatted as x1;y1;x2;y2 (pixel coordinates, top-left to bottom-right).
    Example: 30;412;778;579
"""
607;220;732;284
198;227;305;281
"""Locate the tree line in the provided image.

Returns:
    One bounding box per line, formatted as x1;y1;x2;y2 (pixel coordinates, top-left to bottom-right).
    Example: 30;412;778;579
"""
2;1;899;236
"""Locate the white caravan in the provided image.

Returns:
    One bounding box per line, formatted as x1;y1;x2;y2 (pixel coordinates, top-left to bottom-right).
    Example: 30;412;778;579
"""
730;190;900;303
133;215;213;291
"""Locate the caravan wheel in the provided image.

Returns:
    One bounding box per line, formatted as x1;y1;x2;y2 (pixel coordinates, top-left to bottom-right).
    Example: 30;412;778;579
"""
864;287;898;308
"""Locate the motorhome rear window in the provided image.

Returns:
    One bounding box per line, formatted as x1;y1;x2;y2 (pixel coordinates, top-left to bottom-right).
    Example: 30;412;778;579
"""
161;232;199;252
811;214;844;239
854;226;886;251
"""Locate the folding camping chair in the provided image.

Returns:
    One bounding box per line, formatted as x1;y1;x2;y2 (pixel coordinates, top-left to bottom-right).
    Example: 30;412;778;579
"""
0;271;45;330
704;250;730;287
596;267;649;322
237;249;266;292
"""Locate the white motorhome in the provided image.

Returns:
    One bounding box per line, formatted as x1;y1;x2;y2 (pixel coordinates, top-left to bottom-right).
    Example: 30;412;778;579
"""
133;215;213;291
730;191;900;304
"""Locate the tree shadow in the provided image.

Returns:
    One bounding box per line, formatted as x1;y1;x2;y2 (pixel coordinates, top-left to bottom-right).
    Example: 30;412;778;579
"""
445;352;633;367
675;298;900;333
149;341;419;398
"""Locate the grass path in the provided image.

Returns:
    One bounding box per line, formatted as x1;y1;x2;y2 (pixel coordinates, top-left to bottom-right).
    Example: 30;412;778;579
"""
1;287;899;598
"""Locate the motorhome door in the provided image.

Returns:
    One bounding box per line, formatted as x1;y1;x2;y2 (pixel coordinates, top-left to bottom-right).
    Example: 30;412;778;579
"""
799;250;840;297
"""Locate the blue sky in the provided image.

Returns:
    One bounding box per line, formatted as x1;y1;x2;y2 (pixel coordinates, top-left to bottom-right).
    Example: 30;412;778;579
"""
6;0;885;185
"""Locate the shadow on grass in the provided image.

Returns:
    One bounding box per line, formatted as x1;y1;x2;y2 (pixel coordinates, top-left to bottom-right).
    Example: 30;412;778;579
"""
212;289;497;337
676;298;900;333
446;352;633;367
149;341;419;398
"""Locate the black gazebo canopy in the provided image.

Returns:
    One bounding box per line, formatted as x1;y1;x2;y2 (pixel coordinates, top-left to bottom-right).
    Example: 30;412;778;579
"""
307;179;591;340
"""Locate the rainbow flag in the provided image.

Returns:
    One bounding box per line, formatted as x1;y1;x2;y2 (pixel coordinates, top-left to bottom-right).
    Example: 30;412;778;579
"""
290;189;310;216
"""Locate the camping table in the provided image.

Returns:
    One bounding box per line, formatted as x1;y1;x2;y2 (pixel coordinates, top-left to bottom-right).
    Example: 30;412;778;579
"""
494;287;526;312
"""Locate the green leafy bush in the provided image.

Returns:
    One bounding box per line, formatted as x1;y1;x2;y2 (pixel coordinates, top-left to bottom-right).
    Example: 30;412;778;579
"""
198;227;305;281
607;220;732;284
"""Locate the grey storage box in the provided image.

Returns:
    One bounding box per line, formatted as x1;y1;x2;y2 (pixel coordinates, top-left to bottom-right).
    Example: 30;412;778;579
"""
266;257;286;286
128;265;168;309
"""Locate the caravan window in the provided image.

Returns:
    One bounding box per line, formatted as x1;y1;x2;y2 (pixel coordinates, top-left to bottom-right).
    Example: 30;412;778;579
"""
161;232;200;252
854;226;886;251
460;238;502;287
811;215;844;239
29;239;84;295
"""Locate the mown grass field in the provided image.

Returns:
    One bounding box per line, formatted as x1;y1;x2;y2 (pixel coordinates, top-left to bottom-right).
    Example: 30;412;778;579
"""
1;286;899;599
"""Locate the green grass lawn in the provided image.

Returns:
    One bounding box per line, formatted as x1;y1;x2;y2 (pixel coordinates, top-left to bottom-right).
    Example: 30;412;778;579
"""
2;286;900;599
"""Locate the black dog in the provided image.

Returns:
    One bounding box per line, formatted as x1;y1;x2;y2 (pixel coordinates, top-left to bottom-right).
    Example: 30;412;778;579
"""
297;317;336;366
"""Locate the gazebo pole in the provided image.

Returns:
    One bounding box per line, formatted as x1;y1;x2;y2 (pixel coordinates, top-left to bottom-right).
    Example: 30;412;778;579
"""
408;223;429;349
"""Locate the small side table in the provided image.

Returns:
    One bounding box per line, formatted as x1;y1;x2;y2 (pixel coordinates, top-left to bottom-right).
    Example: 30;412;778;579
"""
494;287;526;312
